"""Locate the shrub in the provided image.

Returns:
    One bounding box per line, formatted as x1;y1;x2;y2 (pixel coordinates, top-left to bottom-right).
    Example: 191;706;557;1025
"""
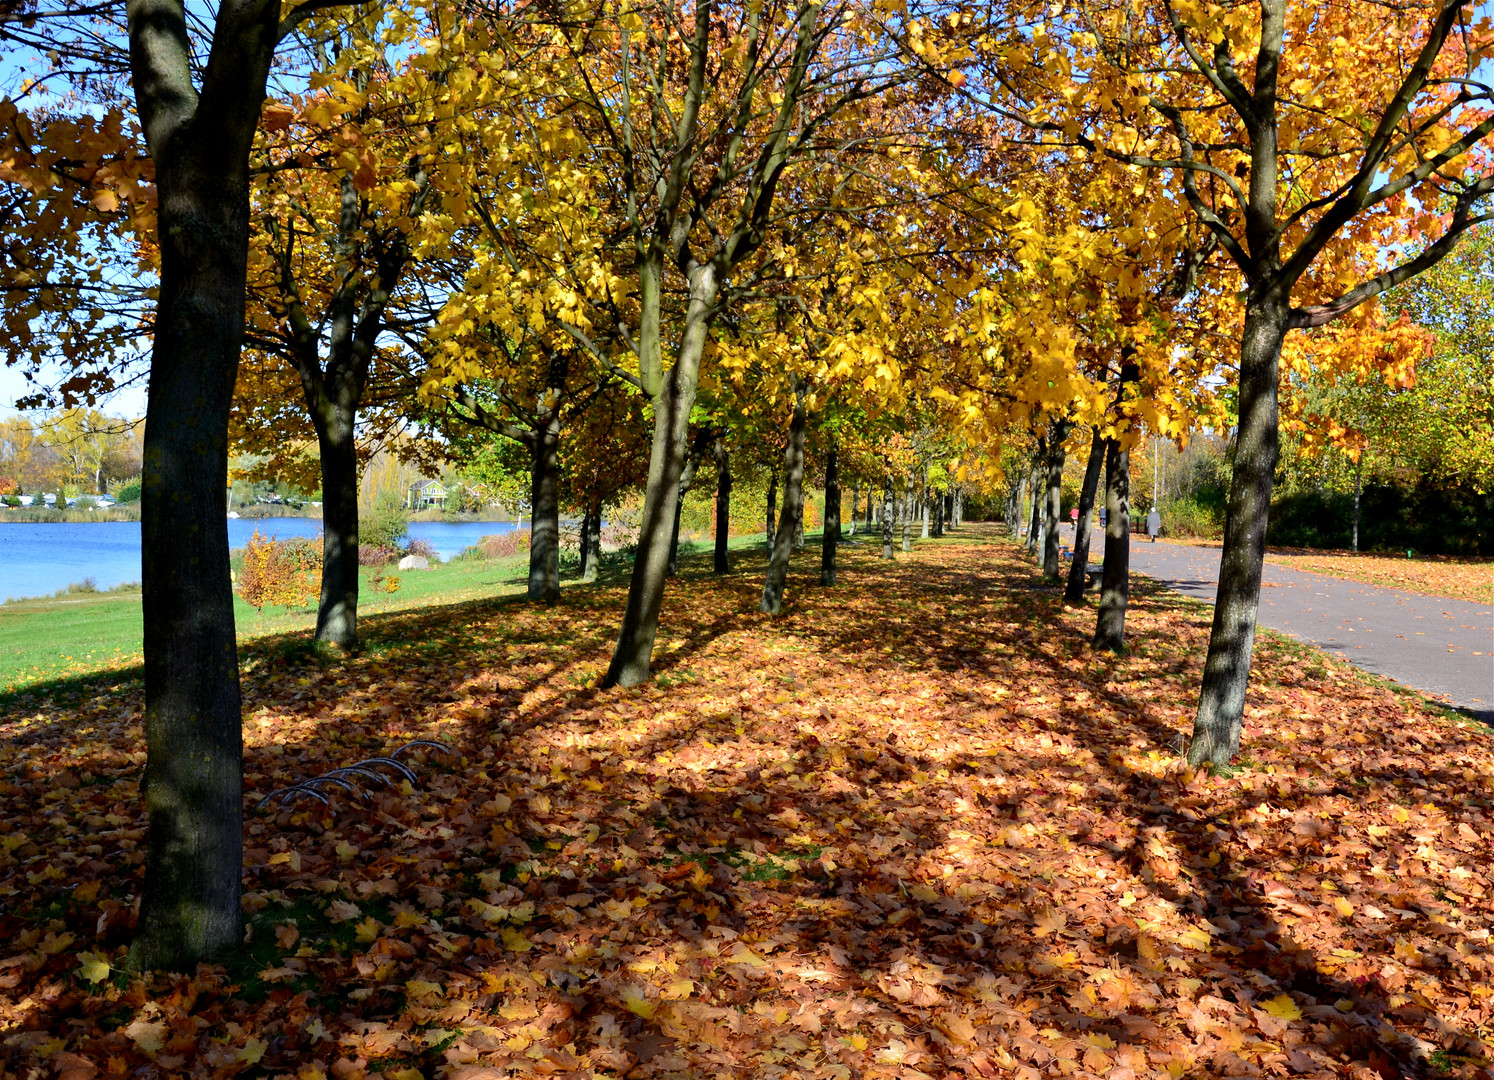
238;530;321;610
114;480;142;503
598;519;638;551
363;489;409;550
368;568;401;595
359;544;399;566
402;537;439;561
460;530;531;560
1158;495;1225;540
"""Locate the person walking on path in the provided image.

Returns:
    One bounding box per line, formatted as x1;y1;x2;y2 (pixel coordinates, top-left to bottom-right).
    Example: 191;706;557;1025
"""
1146;506;1160;542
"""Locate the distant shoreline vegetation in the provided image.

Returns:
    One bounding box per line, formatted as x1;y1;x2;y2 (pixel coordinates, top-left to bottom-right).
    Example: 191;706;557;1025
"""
1;578;142;605
0;505;526;524
0;504;142;523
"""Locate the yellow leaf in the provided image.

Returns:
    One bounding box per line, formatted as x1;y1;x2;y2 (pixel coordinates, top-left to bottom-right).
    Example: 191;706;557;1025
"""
125;1017;167;1056
1177;926;1212;951
238;1036;268;1064
842;1033;869;1051
1260;994;1302;1021
934;1014;978;1045
501;927;533;952
663;978;694;1000
1333;897;1354;918
621;985;656;1019
76;951;110;983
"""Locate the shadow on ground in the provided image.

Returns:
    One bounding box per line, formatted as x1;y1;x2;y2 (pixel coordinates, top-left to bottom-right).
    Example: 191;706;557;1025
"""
1;525;1491;1079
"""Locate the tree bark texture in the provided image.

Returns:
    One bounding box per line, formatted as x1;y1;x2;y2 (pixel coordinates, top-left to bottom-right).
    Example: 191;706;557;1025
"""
128;0;285;970
761;389;807;614
820;443;840;585
602;264;717;687
881;479;894;559
1092;438;1132;652
765;468;777;543
528;418;562;603
579;506;599;582
1352;455;1362;554
901;475;914;553
311;413;360;647
1064;427;1106;604
1025;449;1044;554
1188;299;1288;766
713;443;731;574
667;498;684;577
1043;421;1071;578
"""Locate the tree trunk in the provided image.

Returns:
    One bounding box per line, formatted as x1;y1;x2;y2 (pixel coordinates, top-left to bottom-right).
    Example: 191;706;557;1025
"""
579;506;598;582
901;475;914;552
882;479;895;559
1025;449;1044;553
312;414;360;648
713;443;731;574
848;485;859;537
1092;438;1132;652
921;482;930;538
1064;427;1106;605
761;387;807;615
766;468;778;544
667;497;684;577
128;0;284;970
1043;422;1070;579
1188;299;1288;766
792;496;805;551
820;442;840;585
1351;454;1362;554
528;417;561;603
602;263;717;688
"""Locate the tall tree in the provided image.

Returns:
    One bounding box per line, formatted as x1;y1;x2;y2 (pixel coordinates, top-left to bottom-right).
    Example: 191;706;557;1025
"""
124;0;365;968
984;0;1493;764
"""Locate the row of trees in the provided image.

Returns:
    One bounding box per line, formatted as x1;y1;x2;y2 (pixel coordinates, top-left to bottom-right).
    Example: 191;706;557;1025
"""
1;0;1488;967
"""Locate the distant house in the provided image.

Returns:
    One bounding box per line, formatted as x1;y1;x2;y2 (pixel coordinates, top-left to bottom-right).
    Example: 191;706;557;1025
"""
408;479;448;510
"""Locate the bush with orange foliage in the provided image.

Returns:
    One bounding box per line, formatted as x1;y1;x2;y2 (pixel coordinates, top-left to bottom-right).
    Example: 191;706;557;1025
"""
237;531;321;610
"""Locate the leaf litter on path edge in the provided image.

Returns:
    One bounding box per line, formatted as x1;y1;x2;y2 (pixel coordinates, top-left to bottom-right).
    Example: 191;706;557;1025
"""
1;523;1491;1080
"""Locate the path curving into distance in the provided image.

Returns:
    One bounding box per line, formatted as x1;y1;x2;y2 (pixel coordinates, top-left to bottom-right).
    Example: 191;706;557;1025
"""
1062;528;1493;725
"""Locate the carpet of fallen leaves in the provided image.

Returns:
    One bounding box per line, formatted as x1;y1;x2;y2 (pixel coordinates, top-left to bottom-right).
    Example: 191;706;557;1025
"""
2;524;1493;1080
1261;550;1492;607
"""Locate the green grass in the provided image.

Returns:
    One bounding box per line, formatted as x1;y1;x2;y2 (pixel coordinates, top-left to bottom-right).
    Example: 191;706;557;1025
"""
0;555;533;694
0;528;794;695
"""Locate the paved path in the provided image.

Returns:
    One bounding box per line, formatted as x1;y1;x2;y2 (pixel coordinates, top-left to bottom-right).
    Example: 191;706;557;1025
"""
1059;527;1493;724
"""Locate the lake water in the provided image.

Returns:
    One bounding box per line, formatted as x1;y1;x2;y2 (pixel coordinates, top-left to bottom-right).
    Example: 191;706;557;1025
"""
0;518;523;603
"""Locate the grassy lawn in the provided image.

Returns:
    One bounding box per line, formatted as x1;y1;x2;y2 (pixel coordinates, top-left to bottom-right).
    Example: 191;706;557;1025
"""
0;533;777;696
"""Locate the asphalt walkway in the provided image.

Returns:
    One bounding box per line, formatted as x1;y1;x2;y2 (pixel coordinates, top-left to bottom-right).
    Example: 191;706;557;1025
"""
1058;526;1493;724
